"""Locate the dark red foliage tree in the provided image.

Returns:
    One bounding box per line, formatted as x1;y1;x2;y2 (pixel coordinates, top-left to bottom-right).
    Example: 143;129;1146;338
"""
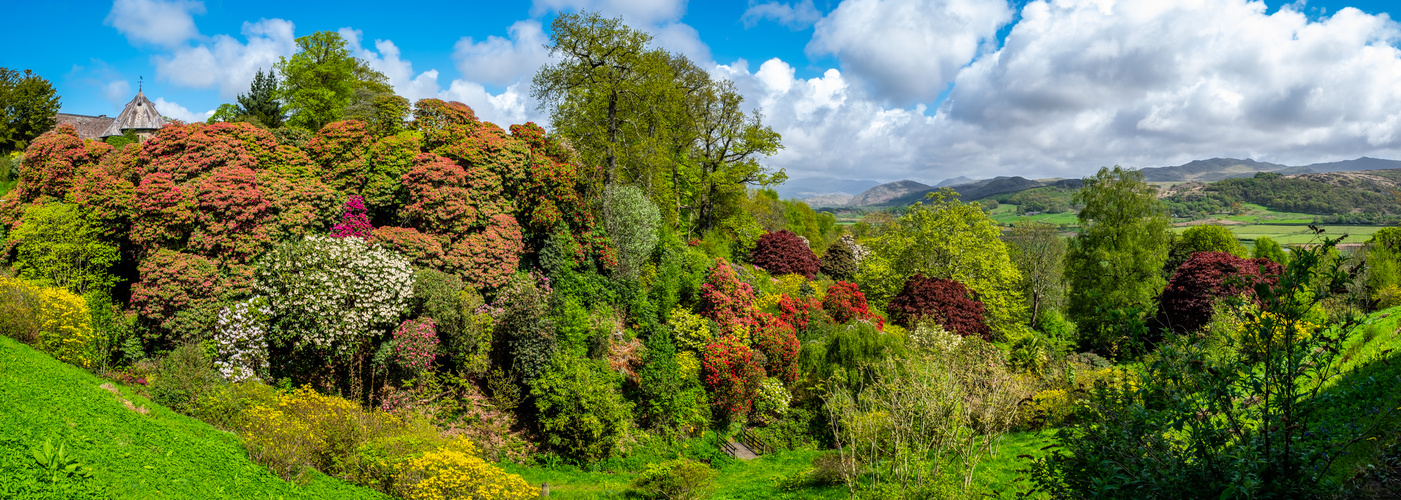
1156;251;1283;335
749;230;820;279
824;281;883;330
887;274;991;340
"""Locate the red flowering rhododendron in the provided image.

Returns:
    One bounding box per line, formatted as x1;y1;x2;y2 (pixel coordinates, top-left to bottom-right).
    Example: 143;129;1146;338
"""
751;312;800;385
699;259;760;334
331;195;374;238
824;281;883;330
701;336;766;419
887;275;991;340
777;294;824;332
1156;252;1283;335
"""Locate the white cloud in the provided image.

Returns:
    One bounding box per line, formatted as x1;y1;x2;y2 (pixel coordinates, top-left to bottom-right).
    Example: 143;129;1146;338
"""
104;80;133;108
808;0;1013;105
152;18;297;99
151;97;214;123
934;0;1401;175
452;20;555;87
742;0;823;29
105;0;205;48
530;0;689;25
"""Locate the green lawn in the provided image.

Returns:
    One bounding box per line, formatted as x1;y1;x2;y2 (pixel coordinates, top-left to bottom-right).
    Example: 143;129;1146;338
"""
0;336;385;500
1191;224;1389;245
987;205;1079;226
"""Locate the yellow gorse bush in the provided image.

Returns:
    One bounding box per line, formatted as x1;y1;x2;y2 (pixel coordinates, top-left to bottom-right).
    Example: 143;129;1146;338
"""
395;437;536;500
239;385;403;482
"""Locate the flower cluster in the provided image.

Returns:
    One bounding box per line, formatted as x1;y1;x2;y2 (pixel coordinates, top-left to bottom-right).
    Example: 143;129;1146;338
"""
254;235;414;355
700;336;765;419
330;195;374;239
393;437;537;500
753;377;791;425
751;312;800;385
213;298;271;382
392;318;439;373
823;281;882;329
698;259;760;335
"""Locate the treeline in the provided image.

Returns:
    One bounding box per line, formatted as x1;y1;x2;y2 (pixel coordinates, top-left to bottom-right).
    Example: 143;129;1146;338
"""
1165;171;1401;219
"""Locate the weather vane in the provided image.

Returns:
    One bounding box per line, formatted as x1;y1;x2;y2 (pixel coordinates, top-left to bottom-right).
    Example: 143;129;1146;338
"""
139;76;143;92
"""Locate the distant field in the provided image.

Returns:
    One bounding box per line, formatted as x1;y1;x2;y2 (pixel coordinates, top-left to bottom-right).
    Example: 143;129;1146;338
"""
987;204;1079;226
1198;224;1388;245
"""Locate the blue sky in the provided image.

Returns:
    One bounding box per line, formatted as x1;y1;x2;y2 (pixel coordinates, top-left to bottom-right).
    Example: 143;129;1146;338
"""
3;0;1400;188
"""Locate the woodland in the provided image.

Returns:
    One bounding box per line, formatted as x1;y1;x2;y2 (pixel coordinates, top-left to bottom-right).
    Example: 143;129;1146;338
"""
4;11;1401;500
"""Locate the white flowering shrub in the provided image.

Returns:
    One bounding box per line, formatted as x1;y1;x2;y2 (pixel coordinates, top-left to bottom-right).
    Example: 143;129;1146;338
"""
753;377;791;425
213;298;271;382
254;236;414;355
908;320;962;353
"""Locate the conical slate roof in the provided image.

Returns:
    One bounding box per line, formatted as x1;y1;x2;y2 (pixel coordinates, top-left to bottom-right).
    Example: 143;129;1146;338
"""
100;91;166;138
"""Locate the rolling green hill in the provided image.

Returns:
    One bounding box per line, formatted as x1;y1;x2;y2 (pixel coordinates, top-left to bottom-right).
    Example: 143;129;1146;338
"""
0;336;384;500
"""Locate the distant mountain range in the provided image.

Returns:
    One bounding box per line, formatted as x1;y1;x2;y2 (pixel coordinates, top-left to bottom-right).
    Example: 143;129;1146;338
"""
799;156;1401;208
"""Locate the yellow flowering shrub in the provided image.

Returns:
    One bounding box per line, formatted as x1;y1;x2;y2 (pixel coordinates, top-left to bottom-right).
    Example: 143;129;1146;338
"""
394;437;536;500
239;385;404;482
676;351;701;382
755;274;813;312
0;277;98;368
1027;388;1075;428
669;308;713;351
1238;311;1319;359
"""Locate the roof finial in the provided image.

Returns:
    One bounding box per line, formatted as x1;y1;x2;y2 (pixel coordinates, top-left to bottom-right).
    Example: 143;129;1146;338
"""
139;76;143;93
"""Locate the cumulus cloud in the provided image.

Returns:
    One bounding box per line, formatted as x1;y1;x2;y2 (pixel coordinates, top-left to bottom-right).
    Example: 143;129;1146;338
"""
105;0;205;48
719;58;941;182
151;97;214;123
742;0;823;29
935;0;1401;175
452;20;555;87
152;18;297;99
808;0;1013;104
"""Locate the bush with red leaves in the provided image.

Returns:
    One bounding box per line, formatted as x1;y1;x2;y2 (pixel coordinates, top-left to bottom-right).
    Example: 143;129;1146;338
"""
698;259;760;334
700;336;766;420
1156;251;1282;335
824;281;883;330
751;312;799;385
887;275;991;340
749;230;820;279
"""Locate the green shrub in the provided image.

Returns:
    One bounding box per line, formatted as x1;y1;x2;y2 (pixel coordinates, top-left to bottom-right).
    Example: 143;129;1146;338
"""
629;458;717;500
6;202;119;296
494;272;556;384
638;328;711;437
530;354;633;462
192;379;280;431
150;342;222;415
667;307;714;352
602;184;661;280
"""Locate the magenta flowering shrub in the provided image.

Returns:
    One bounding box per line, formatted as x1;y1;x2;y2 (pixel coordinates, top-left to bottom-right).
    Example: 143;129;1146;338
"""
331;195;374;239
392;318;439;374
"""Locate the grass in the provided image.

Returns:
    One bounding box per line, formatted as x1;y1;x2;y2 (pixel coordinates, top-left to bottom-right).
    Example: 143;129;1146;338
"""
987;205;1079;226
501;446;848;499
1189;224;1390;245
0;335;385;500
1317;307;1401;484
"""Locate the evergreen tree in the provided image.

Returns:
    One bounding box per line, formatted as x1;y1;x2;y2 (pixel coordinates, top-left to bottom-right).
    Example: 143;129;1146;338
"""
236;69;284;128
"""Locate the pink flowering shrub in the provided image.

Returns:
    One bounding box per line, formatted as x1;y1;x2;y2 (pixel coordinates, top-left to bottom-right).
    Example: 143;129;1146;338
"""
331;195;374;239
392;318;439;374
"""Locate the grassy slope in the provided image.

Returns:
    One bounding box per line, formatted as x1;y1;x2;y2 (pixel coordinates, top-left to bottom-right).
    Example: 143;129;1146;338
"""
502;448;848;499
1319;307;1401;483
0;336;385;500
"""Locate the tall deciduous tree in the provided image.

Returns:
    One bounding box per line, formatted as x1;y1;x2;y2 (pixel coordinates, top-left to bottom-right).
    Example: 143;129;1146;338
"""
859;188;1026;332
531;11;655;185
236;69;284;128
1064;166;1171;357
0;68;61;153
1005;220;1067;326
275;32;387;131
